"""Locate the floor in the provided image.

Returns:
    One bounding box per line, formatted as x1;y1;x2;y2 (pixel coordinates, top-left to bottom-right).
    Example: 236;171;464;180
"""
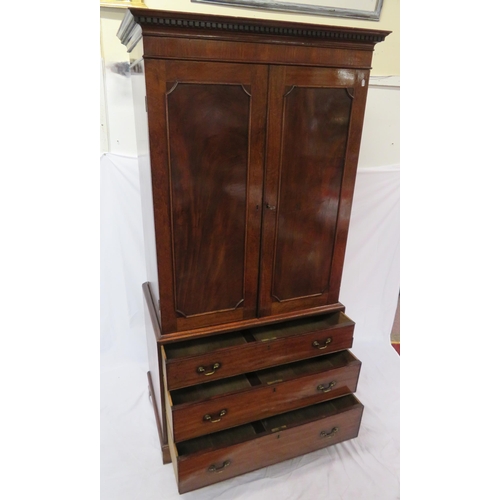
390;295;400;355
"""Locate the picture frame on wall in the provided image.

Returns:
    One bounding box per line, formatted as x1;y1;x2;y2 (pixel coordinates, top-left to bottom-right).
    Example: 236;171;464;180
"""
192;0;384;21
100;0;147;8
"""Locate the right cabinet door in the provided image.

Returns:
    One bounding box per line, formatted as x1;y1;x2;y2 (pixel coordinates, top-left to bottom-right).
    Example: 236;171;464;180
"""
258;65;369;318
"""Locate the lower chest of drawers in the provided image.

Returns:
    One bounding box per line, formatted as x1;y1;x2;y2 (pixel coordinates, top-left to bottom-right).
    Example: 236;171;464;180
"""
160;312;364;494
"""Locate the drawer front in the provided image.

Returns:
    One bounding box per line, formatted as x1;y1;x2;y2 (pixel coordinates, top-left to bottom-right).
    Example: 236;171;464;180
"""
165;319;354;390
175;398;363;494
171;353;361;442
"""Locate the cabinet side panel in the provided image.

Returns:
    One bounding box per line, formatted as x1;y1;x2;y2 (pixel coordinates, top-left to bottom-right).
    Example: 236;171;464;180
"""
143;289;165;443
131;53;160;316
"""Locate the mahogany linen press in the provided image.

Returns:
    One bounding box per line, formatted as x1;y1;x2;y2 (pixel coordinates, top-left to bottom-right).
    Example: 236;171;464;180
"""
117;8;389;494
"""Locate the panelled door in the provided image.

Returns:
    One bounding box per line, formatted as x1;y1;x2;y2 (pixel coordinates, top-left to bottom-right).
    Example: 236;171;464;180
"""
258;65;369;318
145;60;268;332
146;60;369;332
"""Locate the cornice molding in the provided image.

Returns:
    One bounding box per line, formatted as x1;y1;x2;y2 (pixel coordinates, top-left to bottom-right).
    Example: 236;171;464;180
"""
118;8;390;52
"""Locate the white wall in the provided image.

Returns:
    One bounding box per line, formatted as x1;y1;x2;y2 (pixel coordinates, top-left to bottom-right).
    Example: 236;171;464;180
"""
358;77;400;169
100;7;139;156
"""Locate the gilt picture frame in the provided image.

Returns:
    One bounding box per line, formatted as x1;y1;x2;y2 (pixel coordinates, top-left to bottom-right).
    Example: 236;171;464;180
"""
192;0;384;21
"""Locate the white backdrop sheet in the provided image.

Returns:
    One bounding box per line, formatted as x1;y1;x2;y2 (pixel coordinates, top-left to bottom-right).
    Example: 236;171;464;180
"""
100;153;400;500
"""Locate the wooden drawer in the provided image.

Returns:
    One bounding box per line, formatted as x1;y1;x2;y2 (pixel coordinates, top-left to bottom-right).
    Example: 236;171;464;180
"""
168;350;361;442
163;312;355;390
168;395;363;494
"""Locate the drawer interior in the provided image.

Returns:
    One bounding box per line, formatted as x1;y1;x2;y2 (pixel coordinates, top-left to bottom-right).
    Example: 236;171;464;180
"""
165;331;253;359
250;312;350;342
176;395;360;457
170;375;253;405
165;312;351;360
170;351;357;406
256;350;355;385
260;394;357;431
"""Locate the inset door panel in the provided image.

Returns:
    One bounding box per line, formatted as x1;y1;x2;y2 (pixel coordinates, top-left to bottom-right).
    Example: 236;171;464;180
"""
273;86;352;302
168;83;249;317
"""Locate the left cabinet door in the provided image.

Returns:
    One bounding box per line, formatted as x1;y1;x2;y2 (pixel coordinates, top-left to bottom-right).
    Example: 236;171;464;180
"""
145;60;268;333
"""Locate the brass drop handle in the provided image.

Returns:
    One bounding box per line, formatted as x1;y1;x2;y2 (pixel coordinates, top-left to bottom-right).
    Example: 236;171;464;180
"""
208;460;231;473
266;202;276;210
312;337;332;350
197;362;221;376
320;426;339;438
203;409;227;423
317;381;337;393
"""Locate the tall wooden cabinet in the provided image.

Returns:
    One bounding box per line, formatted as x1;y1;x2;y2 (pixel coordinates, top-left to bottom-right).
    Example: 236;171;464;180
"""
118;8;389;495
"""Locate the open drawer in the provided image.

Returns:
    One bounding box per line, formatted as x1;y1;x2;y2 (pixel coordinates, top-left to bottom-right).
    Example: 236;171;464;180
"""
162;311;355;390
167;350;361;442
168;394;363;494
